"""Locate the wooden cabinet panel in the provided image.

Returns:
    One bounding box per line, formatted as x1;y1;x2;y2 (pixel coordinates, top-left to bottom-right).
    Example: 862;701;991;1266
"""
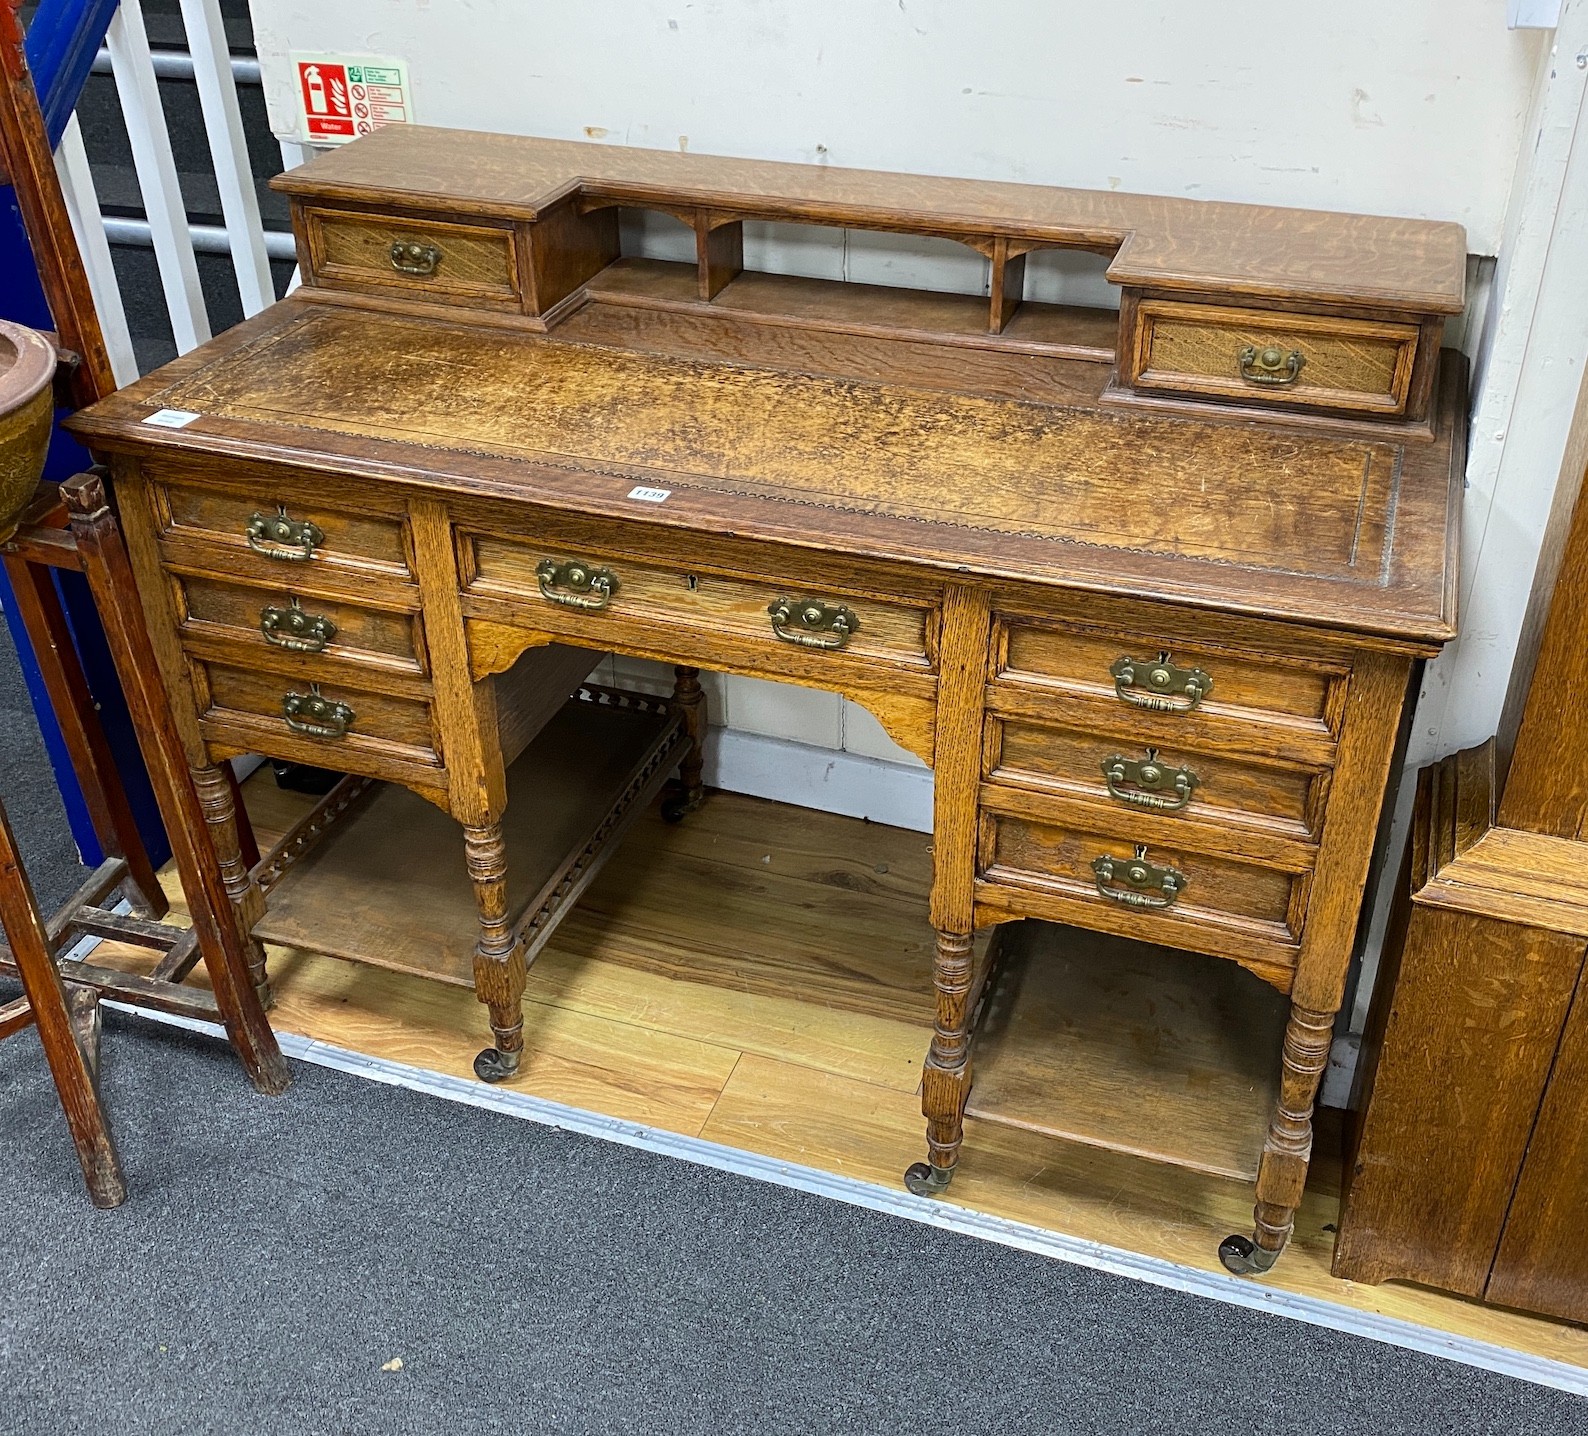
1486;973;1588;1321
302;206;522;310
1334;905;1583;1294
986;717;1326;840
1128;300;1419;415
979;808;1306;944
175;573;426;676
998;617;1347;736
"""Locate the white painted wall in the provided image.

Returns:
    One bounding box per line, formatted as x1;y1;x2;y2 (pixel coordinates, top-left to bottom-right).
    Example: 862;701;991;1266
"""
253;2;1541;250
248;0;1554;833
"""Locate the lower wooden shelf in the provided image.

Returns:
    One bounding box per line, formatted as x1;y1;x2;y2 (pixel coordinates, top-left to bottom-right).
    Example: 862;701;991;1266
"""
966;923;1288;1181
252;684;687;986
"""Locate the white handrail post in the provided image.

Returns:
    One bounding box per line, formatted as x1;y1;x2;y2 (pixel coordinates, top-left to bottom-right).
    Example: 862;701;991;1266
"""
54;115;140;386
105;0;212;353
178;0;275;316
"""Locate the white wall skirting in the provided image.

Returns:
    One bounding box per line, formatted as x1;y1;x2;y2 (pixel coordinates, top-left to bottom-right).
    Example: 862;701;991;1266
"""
703;726;934;835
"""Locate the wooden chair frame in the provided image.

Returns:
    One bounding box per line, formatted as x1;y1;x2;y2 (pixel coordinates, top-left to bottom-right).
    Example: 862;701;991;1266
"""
0;4;286;1096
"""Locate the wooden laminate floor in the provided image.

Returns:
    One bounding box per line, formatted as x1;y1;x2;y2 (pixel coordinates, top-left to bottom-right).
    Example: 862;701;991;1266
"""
120;771;1588;1370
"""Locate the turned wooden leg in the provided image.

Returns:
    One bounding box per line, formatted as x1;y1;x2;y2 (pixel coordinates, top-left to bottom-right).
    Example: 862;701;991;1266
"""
906;928;975;1197
661;665;708;822
191;762;272;1008
466;821;527;1083
0;806;126;1208
1220;1001;1335;1275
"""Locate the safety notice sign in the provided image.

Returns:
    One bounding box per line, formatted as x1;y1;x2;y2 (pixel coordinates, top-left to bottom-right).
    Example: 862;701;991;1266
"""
292;54;411;144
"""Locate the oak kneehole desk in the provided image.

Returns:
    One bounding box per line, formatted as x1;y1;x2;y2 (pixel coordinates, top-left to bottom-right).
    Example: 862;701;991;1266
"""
68;127;1466;1275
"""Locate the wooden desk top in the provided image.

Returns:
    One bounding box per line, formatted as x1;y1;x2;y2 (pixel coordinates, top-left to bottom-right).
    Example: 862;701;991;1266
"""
71;295;1460;649
275;127;1468;316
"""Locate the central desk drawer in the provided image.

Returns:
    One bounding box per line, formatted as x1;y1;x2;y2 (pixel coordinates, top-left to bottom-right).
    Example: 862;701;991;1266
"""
301;207;523;311
467;534;933;669
175;574;426;676
193;661;440;767
152;477;414;585
980;810;1307;945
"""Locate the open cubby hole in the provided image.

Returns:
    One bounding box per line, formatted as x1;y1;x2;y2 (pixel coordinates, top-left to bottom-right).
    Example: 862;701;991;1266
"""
570;206;1120;360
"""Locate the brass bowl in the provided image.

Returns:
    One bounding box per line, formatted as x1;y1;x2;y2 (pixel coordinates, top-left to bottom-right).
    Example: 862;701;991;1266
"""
0;321;58;544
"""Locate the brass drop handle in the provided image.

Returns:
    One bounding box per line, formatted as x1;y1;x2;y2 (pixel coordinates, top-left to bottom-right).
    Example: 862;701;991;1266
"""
1103;751;1199;812
536;558;619;610
389;240;441;276
260;597;337;654
1111;653;1213;714
282;684;354;741
1237;344;1305;386
247;507;324;563
1092;845;1187;910
767;598;860;651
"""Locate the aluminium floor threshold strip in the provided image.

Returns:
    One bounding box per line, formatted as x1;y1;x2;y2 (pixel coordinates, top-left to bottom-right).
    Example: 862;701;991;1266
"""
108;1000;1588;1398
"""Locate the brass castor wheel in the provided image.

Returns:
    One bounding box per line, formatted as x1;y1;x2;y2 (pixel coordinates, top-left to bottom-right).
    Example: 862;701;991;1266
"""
660;780;705;824
473;1046;522;1084
903;1161;954;1197
1218;1233;1282;1276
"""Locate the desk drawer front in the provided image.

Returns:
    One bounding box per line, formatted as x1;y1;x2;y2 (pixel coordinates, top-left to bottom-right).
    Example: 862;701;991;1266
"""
981;811;1305;943
1128;300;1419;415
987;718;1325;838
469;535;932;668
303;207;522;309
195;662;438;764
154;480;413;582
998;619;1345;736
176;574;425;675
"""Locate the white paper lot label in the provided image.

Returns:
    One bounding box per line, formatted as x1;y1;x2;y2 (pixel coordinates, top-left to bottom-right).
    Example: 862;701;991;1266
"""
142;409;201;428
627;486;671;504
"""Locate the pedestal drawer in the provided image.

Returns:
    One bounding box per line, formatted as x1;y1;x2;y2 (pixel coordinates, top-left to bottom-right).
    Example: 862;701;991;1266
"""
997;617;1348;741
986;717;1328;840
1126;299;1420;416
152;475;413;584
175;573;426;677
979;809;1308;945
193;661;440;768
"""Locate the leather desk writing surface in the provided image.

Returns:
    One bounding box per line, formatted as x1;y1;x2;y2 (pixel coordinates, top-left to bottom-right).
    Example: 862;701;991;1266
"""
72;298;1459;647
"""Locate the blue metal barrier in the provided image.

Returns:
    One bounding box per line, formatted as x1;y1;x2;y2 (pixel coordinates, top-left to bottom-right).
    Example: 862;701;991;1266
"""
1;0;170;870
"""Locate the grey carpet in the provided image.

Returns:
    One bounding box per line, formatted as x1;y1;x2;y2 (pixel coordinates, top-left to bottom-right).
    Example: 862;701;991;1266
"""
1;1024;1586;1435
2;632;1586;1434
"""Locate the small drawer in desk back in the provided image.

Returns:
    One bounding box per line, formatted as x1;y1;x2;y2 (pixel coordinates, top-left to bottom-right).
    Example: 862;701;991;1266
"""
1125;300;1422;417
300;206;523;311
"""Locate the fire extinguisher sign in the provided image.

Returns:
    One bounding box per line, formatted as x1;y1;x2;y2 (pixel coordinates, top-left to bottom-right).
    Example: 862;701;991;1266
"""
292;53;411;145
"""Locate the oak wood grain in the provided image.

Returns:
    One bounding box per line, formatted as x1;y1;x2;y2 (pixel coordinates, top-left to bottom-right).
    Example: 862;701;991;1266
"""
70;299;1464;645
273;126;1468;315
